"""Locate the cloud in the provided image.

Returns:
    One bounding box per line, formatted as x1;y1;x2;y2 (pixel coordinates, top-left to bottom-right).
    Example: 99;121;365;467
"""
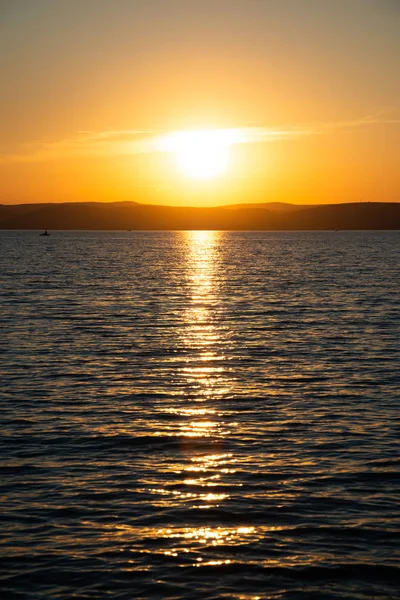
0;129;152;164
0;126;314;164
1;114;399;164
318;112;400;132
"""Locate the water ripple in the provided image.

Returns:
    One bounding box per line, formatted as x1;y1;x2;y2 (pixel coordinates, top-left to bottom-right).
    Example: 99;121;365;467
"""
0;230;399;599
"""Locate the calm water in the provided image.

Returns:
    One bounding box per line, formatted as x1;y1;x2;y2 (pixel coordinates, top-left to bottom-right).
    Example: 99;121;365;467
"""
1;230;399;600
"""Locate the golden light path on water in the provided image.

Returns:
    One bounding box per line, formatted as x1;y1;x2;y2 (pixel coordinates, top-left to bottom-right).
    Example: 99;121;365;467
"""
154;231;255;566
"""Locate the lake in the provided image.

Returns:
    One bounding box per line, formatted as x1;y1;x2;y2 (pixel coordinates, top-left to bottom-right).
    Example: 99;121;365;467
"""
1;230;399;599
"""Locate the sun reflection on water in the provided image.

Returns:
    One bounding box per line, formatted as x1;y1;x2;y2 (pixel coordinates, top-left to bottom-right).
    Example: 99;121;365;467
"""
159;234;235;521
142;232;238;518
177;231;232;490
157;525;258;565
179;231;231;400
138;231;243;563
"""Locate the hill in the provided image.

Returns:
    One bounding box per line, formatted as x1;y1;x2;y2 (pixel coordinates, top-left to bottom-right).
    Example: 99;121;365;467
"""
0;201;399;230
223;202;313;212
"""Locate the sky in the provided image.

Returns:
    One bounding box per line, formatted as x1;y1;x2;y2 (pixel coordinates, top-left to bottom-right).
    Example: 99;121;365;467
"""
1;0;399;206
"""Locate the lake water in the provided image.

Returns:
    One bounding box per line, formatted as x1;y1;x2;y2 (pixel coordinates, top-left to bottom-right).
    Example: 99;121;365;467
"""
1;230;399;599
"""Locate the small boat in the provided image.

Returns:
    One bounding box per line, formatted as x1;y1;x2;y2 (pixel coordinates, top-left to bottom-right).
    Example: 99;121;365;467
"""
40;229;49;236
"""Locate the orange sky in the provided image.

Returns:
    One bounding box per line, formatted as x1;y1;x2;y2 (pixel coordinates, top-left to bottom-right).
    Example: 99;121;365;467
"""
1;0;399;206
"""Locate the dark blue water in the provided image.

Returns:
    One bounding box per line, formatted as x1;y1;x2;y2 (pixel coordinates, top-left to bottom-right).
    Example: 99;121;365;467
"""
1;230;399;599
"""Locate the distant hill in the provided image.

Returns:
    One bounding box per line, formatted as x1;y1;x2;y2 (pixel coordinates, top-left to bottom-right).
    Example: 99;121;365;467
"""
223;201;314;212
0;201;399;230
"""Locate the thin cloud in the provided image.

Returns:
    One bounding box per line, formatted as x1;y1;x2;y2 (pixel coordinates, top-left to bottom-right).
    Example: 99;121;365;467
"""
0;127;316;164
0;130;151;164
1;115;399;164
318;112;400;132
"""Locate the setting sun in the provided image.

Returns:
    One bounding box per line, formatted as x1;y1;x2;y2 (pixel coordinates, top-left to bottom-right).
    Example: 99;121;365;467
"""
158;130;232;180
176;143;229;179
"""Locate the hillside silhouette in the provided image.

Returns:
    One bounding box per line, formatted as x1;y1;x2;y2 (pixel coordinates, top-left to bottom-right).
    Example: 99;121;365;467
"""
0;201;399;230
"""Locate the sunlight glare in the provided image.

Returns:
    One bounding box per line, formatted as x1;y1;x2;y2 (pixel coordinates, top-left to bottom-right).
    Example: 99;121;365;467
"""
158;130;232;180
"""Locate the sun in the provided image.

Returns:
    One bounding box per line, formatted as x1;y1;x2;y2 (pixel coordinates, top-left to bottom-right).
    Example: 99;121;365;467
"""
176;142;229;179
158;129;232;180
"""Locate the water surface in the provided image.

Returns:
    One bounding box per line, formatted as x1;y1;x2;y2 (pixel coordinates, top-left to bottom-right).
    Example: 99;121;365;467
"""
1;231;399;599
